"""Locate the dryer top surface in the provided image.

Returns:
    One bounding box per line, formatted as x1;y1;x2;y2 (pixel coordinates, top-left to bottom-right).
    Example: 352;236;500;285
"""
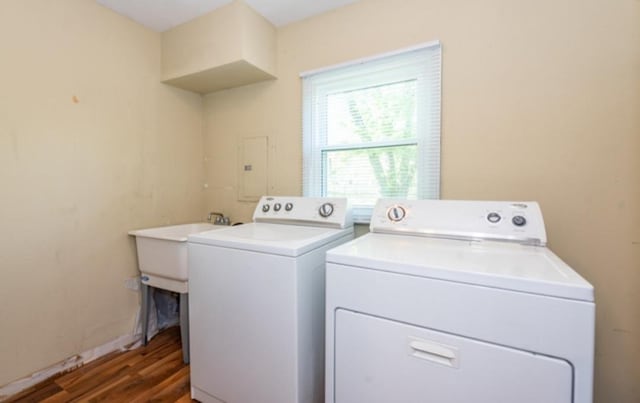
327;233;593;301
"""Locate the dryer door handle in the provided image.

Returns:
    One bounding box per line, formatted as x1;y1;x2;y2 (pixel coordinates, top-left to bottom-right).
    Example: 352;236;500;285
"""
408;337;459;368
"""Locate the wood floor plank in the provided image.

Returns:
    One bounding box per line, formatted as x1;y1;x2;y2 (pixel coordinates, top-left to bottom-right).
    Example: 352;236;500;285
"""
150;367;191;403
5;327;194;403
94;350;185;402
175;391;193;403
4;379;62;403
39;390;71;403
51;347;134;390
126;342;181;375
68;374;135;403
64;358;129;395
55;350;132;390
129;365;190;403
138;349;183;376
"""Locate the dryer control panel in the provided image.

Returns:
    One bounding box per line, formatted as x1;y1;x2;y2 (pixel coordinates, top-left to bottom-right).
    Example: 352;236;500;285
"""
253;196;353;229
370;199;547;246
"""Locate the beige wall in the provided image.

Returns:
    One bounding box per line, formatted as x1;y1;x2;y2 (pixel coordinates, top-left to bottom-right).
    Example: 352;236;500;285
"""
203;0;640;401
0;0;638;400
0;0;205;387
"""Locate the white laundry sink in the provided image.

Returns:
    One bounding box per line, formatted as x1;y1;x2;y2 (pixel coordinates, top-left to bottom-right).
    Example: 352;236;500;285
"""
129;223;227;293
130;222;231;364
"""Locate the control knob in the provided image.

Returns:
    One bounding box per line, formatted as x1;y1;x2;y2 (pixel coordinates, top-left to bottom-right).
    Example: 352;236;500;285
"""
262;204;270;213
285;202;293;211
387;205;406;222
487;212;501;224
274;203;282;212
318;203;334;218
512;215;527;227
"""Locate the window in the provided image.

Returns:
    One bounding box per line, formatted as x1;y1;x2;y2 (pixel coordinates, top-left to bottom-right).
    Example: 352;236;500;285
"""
302;42;442;222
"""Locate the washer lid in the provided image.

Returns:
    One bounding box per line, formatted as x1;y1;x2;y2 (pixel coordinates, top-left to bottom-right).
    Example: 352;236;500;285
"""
327;233;594;301
188;222;353;257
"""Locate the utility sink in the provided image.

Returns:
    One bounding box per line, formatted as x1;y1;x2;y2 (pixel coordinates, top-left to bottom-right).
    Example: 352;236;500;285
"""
129;223;227;293
129;222;229;363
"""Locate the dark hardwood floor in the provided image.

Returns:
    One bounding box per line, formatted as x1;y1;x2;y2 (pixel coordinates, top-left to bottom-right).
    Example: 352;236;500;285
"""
6;326;194;402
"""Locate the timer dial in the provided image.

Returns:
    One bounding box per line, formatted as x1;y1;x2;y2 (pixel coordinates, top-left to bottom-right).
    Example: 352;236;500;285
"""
387;206;406;222
318;203;334;218
487;212;501;224
512;215;527;227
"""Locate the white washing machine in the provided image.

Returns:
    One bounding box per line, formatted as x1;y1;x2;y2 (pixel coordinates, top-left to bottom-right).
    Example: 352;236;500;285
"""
188;196;353;403
325;199;595;403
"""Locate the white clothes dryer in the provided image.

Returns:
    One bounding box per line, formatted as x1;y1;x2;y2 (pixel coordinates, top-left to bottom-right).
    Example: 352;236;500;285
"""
188;196;353;403
325;199;595;403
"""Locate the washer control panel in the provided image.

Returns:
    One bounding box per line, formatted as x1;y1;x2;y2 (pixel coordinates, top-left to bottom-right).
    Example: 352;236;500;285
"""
253;196;352;229
372;199;547;246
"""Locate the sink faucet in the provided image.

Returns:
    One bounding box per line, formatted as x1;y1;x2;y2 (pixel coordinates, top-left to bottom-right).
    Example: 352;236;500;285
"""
207;212;230;225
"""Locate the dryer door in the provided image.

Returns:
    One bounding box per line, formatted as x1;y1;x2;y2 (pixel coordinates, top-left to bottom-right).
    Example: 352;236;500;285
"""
334;310;573;403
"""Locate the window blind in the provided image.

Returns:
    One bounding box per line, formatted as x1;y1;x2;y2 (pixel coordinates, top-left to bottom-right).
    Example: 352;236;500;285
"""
302;42;441;222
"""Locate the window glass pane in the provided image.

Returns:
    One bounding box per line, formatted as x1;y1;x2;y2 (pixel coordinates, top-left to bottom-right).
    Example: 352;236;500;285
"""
302;43;441;222
327;80;417;146
324;145;418;207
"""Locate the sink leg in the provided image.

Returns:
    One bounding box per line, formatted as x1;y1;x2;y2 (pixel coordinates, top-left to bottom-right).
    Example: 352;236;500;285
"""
141;283;153;346
180;292;189;364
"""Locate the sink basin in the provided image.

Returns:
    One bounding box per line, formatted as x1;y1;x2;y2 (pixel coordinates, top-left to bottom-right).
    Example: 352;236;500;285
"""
129;223;227;293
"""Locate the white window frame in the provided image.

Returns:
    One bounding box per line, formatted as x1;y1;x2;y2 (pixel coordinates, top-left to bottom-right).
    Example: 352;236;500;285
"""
301;41;441;223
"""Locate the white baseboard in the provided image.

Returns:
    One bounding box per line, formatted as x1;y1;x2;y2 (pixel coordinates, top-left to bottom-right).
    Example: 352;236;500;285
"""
0;333;140;401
